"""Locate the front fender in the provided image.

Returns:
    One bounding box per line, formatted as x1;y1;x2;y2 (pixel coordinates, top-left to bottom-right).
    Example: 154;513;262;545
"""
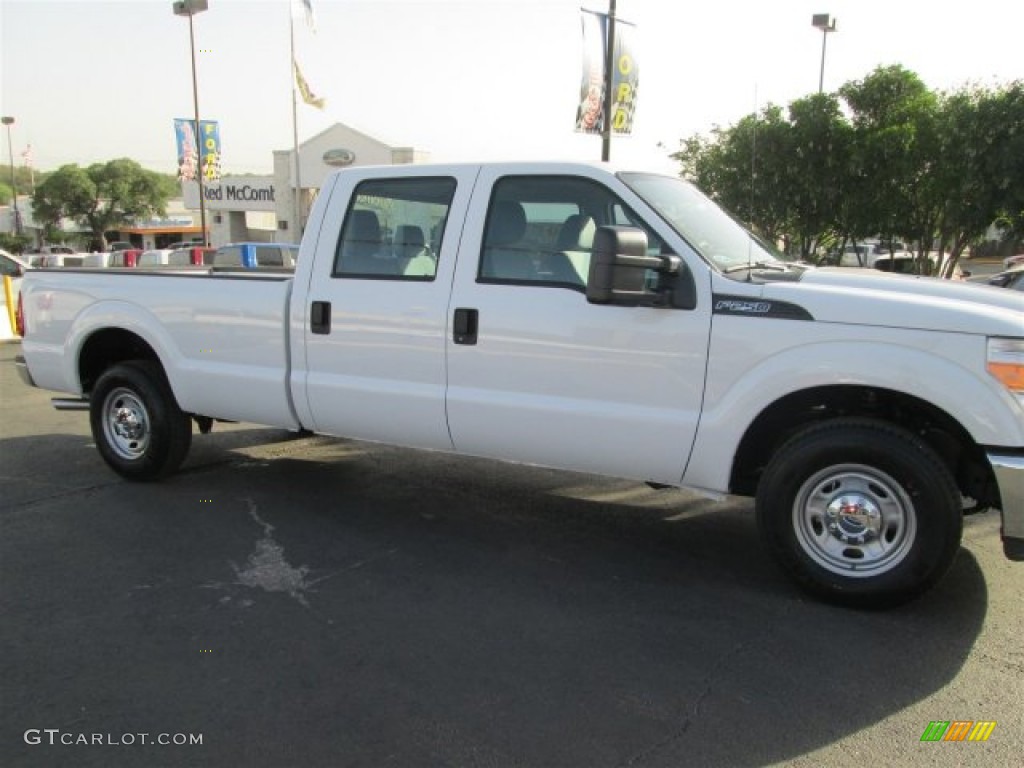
682;327;1024;494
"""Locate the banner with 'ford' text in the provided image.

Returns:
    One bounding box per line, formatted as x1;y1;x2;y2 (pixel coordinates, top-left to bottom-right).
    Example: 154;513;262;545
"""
174;119;222;182
575;11;639;135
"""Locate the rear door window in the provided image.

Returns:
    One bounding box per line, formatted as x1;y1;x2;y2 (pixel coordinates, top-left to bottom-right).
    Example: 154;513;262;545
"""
334;177;456;281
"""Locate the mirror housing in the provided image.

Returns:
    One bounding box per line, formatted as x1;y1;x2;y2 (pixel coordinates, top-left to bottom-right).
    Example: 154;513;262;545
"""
586;226;692;308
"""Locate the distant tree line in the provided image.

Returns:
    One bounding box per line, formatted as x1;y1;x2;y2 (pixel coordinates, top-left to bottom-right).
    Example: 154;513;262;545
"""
670;65;1024;275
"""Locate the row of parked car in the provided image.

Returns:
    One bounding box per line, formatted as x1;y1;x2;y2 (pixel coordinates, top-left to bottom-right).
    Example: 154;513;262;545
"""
23;242;300;271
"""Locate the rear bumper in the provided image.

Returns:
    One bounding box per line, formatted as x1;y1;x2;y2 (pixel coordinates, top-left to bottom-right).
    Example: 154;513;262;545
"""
14;354;35;388
987;451;1024;560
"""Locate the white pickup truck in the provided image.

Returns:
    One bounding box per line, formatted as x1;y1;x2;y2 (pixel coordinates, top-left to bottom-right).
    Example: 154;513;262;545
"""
14;162;1024;607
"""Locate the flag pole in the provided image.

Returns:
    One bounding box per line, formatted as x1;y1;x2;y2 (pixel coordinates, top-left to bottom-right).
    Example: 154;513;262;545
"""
289;4;303;237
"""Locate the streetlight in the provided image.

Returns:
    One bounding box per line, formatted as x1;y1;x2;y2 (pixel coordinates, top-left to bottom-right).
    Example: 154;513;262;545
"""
1;116;21;236
172;0;209;246
811;13;837;94
600;0;617;162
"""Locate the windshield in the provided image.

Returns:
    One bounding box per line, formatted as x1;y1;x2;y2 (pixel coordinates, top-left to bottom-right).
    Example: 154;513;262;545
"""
619;172;781;272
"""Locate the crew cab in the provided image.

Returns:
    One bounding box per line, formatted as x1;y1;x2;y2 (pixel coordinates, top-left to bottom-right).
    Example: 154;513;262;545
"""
14;162;1024;607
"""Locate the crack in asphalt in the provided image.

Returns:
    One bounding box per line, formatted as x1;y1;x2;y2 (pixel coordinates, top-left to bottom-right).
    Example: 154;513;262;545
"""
618;638;750;768
618;601;795;768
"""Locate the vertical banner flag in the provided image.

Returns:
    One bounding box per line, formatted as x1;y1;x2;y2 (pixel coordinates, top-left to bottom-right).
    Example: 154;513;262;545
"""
294;61;326;109
199;120;222;181
574;11;639;135
174;118;198;181
575;11;606;134
174;119;222;182
612;20;639;134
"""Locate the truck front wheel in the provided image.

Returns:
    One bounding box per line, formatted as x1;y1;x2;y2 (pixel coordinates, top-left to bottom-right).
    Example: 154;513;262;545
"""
89;361;192;481
756;418;962;607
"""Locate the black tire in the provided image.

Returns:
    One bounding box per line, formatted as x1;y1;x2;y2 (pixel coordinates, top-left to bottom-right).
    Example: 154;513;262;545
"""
756;418;962;608
89;361;192;481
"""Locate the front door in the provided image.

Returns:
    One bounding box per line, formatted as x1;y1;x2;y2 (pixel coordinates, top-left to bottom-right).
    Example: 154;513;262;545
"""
445;169;712;484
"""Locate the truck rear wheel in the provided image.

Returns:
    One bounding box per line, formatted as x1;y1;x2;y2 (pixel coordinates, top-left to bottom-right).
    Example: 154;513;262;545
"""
89;361;192;481
755;418;962;608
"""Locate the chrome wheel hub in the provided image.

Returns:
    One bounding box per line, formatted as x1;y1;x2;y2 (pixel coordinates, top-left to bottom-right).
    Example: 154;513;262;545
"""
825;494;882;544
102;388;151;461
793;464;916;577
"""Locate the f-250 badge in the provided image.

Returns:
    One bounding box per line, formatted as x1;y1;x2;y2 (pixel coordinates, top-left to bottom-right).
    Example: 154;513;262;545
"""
714;299;772;314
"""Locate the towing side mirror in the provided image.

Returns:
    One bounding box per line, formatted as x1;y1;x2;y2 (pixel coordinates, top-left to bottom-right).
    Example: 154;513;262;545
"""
586;226;691;308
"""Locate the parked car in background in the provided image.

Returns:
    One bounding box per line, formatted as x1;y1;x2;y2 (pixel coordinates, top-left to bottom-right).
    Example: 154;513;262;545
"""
137;249;175;267
108;249;142;268
213;242;299;269
1003;254;1024;270
81;252;111;268
31;245;77;257
166;238;206;250
108;241;135;252
873;253;958;276
37;252;88;268
167;246;215;266
833;241;915;269
988;266;1024;291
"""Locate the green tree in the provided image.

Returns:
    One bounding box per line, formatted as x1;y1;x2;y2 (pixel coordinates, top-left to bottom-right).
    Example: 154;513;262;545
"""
0;164;37;196
672;105;793;244
32;159;175;250
839;65;938;271
785;93;853;259
671;65;1020;276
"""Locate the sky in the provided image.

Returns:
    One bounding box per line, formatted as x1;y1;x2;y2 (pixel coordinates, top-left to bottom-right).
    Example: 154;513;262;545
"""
1;0;1023;178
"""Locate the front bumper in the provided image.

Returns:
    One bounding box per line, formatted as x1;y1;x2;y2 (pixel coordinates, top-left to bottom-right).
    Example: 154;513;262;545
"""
14;354;36;388
988;451;1024;560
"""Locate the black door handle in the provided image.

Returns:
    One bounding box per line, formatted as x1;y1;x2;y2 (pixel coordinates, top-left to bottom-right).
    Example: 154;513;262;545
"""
311;301;331;334
453;308;478;345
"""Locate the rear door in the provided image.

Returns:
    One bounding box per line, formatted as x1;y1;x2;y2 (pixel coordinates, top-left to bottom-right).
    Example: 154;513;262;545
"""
299;165;479;450
445;167;712;484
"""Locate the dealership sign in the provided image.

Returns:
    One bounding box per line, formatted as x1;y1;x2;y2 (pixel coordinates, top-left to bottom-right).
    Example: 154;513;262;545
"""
182;176;276;212
323;148;356;167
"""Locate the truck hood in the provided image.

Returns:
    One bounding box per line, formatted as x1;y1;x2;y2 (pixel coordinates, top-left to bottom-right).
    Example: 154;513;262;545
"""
752;267;1024;337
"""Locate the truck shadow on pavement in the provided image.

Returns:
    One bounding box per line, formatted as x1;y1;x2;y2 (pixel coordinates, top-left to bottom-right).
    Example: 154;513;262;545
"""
188;436;989;767
1;431;990;768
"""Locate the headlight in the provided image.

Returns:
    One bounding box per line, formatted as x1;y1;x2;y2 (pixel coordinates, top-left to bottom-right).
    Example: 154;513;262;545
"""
988;337;1024;399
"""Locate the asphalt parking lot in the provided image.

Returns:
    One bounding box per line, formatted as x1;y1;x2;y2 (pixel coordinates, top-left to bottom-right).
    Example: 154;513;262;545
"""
1;341;1021;768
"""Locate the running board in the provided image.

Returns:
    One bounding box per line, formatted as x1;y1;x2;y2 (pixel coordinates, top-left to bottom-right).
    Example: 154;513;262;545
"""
51;397;90;411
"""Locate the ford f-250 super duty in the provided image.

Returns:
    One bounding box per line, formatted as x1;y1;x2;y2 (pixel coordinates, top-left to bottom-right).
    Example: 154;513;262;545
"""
14;162;1024;607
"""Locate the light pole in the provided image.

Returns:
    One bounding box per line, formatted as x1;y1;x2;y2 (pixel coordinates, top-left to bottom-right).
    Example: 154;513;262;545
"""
173;0;209;246
1;116;21;236
811;13;837;94
600;0;617;162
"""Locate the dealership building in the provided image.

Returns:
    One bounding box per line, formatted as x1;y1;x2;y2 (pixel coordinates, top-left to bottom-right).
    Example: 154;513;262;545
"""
181;122;429;247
